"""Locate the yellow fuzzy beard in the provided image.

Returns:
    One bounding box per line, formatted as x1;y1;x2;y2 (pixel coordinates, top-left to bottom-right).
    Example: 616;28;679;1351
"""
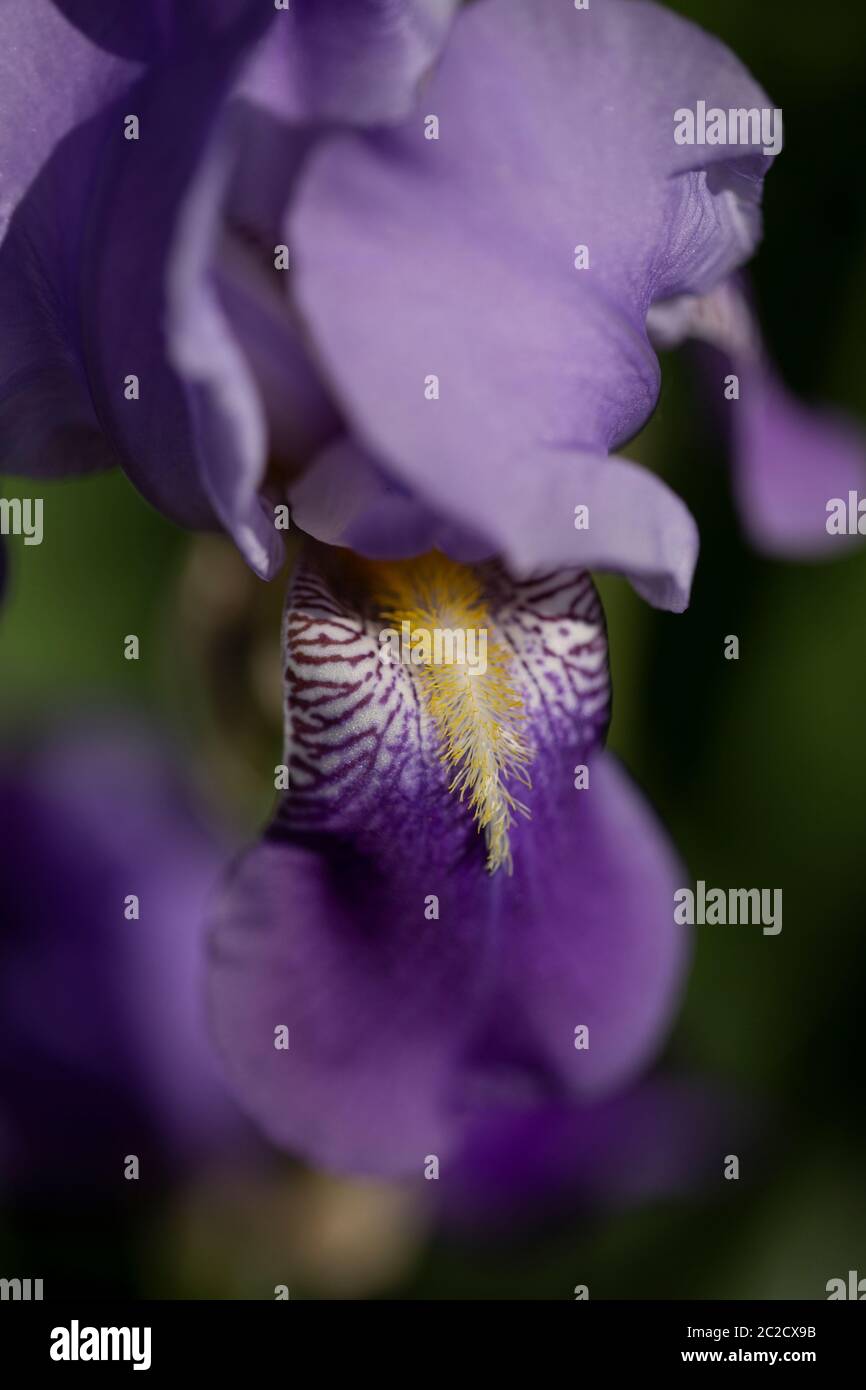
366;552;532;874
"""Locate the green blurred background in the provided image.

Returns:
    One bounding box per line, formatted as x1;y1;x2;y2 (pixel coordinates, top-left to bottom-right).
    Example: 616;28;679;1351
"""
1;0;865;1298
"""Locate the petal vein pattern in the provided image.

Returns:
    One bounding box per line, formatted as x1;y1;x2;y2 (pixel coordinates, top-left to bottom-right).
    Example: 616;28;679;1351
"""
277;553;610;876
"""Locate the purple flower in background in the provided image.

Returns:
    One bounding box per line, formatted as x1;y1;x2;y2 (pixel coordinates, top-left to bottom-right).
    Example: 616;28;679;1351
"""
0;725;244;1190
441;1076;744;1231
3;0;856;610
207;549;687;1176
648;276;866;555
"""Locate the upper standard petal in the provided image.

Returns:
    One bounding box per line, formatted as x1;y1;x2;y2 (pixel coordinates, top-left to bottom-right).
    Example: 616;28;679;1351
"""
291;0;775;601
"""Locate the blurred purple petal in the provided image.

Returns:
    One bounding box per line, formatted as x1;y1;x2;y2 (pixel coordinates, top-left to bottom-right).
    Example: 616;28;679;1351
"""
649;277;866;556
0;19;268;526
50;1;261;60
0;1;142;480
0;726;244;1190
441;1078;742;1230
0;0;139;245
735;369;866;556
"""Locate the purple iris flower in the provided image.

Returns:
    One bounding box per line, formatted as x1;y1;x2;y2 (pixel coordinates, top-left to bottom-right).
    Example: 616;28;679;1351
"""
1;0;816;1196
0;724;244;1190
3;0;857;610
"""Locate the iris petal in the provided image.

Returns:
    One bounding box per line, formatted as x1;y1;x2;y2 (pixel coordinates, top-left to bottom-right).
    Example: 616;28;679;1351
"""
649;277;866;555
291;0;776;608
0;1;458;567
208;554;685;1174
